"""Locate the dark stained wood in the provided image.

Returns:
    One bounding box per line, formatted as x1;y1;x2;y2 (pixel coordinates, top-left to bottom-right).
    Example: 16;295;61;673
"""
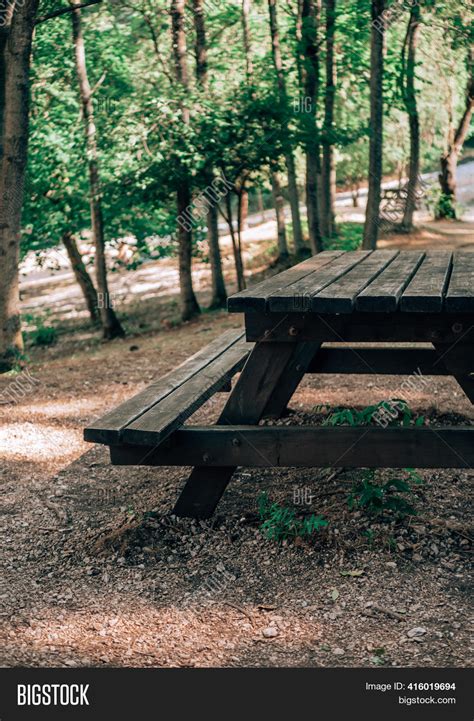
121;339;250;447
400;251;453;312
267;250;372;313
356;251;424;312
172;340;299;518
227;250;343;313
312;250;398;313
445;251;474;313
308;346;448;375
262;342;322;417
245;311;474;345
84;329;247;445
111;426;474;469
434;343;474;405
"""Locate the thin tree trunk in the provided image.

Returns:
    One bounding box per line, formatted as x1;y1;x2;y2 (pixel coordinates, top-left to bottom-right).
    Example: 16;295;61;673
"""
400;2;420;231
257;187;266;221
241;0;254;82
62;231;99;323
321;0;336;238
242;0;288;252
362;0;385;250
171;0;200;320
438;46;474;219
301;0;323;254
71;2;124;339
295;0;306;89
268;0;304;255
271;170;289;260
224;193;245;291
0;0;39;371
239;188;249;231
193;0;227;308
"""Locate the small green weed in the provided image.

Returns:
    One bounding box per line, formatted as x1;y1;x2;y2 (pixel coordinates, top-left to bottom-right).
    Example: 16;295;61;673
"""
315;400;424;428
257;492;328;542
348;469;422;518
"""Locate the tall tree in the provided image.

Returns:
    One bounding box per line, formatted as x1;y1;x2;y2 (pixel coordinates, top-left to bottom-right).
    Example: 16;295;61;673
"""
71;1;124;338
321;0;336;238
362;0;385;250
301;0;323;254
192;0;227;308
399;2;421;231
438;45;474;219
268;0;304;256
0;0;39;371
171;0;200;320
242;0;288;259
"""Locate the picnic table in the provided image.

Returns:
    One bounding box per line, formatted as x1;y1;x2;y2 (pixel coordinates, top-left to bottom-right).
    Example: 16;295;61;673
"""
85;249;474;518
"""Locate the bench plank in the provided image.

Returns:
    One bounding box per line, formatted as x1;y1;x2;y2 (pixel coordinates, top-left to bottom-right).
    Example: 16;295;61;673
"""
356;251;425;312
111;426;474;469
84;329;246;445
313;250;398;313
445;251;474;312
227;250;343;312
121;338;251;447
400;251;453;312
268;251;372;313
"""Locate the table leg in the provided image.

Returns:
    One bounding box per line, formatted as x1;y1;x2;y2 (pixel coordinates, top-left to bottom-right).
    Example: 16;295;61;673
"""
434;343;474;405
172;341;321;518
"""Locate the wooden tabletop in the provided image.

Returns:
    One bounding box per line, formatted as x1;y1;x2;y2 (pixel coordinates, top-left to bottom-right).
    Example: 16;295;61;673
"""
228;250;474;314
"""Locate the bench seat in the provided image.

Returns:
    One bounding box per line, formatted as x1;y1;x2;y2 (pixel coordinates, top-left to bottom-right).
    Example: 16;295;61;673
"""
84;329;251;448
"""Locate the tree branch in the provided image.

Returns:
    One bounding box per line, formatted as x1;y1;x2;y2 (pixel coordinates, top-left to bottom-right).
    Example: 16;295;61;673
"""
35;0;102;26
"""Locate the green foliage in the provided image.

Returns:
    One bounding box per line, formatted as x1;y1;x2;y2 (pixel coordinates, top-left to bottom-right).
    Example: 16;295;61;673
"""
315;400;424;428
24;314;58;347
348;469;423;518
323;222;363;251
257;492;328;543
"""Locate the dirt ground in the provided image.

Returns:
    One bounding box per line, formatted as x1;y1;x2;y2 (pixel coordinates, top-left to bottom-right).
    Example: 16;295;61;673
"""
1;225;473;668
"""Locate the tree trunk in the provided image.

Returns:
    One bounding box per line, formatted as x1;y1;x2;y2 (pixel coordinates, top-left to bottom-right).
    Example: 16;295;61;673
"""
362;0;385;250
224;192;245;291
71;2;124;339
241;0;254;82
172;0;200;320
400;3;420;231
193;0;227;308
0;0;39;371
295;0;306;89
268;0;304;255
321;0;336;238
257;186;266;221
62;231;99;324
301;0;323;254
270;170;289;260
438;46;474;219
239;188;249;231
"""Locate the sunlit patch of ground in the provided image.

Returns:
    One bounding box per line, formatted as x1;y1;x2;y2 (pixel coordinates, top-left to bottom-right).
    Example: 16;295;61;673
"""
0;423;82;462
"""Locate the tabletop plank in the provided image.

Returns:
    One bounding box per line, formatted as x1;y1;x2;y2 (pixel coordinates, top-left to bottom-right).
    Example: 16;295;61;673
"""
356;251;425;312
312;250;398;313
227;250;343;312
267;251;372;312
444;251;474;312
400;250;453;312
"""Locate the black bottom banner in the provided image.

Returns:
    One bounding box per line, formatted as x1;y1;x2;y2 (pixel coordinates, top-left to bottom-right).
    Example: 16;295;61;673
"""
1;667;471;721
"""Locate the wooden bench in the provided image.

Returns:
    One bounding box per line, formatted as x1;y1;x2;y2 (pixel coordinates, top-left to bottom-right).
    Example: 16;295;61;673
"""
84;327;251;459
